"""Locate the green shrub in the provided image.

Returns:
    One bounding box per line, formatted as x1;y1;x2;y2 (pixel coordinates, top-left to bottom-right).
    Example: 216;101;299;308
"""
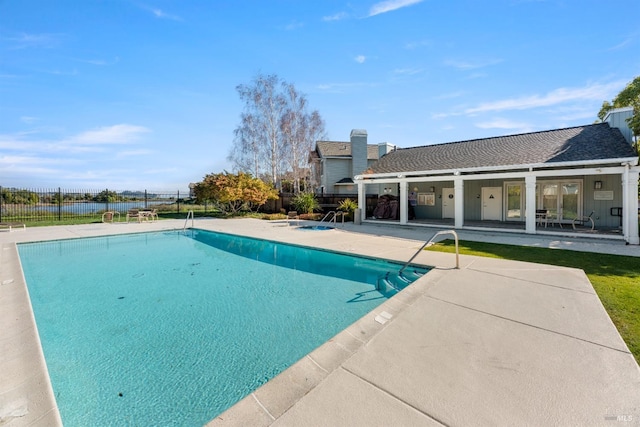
291;192;319;214
337;198;357;213
261;213;287;221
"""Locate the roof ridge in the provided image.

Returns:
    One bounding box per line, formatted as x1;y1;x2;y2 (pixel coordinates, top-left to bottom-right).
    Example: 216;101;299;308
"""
397;123;607;151
317;141;382;146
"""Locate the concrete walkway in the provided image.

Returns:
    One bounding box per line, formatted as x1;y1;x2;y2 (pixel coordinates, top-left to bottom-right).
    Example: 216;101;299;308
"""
1;219;639;426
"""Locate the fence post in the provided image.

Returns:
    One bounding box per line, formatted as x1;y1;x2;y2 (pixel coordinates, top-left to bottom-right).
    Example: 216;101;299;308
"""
0;186;3;223
177;190;180;214
105;188;109;213
58;187;62;221
145;190;148;209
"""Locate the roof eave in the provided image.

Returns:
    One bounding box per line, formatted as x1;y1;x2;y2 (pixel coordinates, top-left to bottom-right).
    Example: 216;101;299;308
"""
355;156;639;180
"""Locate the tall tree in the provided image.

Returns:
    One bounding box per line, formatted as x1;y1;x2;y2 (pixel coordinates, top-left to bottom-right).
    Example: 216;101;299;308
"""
233;74;286;188
280;82;326;193
229;113;262;178
229;73;326;192
598;76;640;141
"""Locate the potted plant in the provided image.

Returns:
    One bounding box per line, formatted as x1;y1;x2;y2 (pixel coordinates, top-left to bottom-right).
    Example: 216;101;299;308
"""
337;198;357;222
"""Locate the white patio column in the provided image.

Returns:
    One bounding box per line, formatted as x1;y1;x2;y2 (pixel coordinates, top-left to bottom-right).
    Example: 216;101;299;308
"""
399;180;408;224
525;175;537;234
357;181;366;223
454;177;464;228
622;165;640;245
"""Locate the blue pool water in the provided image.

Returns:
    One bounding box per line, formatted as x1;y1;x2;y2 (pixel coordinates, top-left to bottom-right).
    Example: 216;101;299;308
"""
18;230;428;426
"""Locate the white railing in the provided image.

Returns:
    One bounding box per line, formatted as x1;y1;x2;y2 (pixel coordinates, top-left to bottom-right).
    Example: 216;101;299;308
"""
183;210;194;231
399;230;459;273
319;211;345;226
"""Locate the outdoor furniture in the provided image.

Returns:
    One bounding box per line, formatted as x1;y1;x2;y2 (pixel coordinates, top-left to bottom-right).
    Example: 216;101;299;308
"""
546;210;563;228
535;209;548;227
126;209;143;223
572;211;595;231
140;209;158;222
0;222;26;232
101;211;121;223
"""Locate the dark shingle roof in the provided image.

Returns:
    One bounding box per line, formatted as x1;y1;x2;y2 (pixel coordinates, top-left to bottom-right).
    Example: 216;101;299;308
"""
336;177;354;184
316;141;379;160
370;123;636;174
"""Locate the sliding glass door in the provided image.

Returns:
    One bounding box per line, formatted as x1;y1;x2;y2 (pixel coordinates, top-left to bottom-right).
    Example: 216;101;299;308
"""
506;183;523;220
505;180;582;223
539;180;582;223
561;183;580;220
541;183;558;218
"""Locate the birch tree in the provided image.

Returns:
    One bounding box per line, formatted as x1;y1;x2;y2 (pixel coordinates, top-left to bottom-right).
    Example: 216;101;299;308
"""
229;113;262;178
233;74;286;187
280;83;307;193
229;73;326;192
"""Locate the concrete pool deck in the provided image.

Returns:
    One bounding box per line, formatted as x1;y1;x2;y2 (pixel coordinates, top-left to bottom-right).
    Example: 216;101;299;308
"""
1;219;639;426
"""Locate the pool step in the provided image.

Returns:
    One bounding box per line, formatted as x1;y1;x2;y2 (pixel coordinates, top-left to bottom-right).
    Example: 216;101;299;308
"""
376;269;424;294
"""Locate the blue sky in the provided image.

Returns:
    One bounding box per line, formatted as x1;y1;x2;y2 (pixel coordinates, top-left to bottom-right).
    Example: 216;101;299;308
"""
1;0;638;191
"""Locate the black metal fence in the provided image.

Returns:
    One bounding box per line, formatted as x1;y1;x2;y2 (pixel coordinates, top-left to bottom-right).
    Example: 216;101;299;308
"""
266;193;379;215
0;187;193;223
0;187;382;223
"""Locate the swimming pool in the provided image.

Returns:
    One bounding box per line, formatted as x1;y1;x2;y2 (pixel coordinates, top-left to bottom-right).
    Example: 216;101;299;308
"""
297;225;334;230
18;229;428;426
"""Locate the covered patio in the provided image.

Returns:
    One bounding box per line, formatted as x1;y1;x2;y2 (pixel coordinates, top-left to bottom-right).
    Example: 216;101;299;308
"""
355;120;639;244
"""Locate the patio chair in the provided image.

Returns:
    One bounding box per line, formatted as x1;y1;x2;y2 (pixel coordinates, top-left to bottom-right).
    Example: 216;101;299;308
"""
140;208;158;222
535;209;548;227
546;210;563;228
102;211;121;223
0;221;26;232
126;209;143;223
572;211;595;231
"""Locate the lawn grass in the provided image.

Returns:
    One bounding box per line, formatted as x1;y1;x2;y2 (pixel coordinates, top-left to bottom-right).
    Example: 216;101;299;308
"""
426;239;640;364
12;210;222;226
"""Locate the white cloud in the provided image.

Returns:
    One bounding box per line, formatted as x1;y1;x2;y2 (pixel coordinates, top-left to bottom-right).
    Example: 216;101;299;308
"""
368;0;423;17
465;81;626;114
322;12;349;21
20;116;38;124
433;91;465;100
76;57;120;66
316;81;376;93
117;149;153;158
70;124;151;145
404;39;433;50
607;36;634;51
444;58;503;70
284;20;304;30
355;55;366;64
0;154;68;166
0;154;80;181
393;67;423;75
0;124;151;157
45;68;79;76
2;32;62;49
150;8;183;21
475;118;533;132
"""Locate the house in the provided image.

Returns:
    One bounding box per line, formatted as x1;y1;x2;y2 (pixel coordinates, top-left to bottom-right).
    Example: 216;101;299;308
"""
309;129;395;195
350;109;639;245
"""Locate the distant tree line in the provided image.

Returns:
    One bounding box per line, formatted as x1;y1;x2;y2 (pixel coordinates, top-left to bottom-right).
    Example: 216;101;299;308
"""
0;188;165;204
